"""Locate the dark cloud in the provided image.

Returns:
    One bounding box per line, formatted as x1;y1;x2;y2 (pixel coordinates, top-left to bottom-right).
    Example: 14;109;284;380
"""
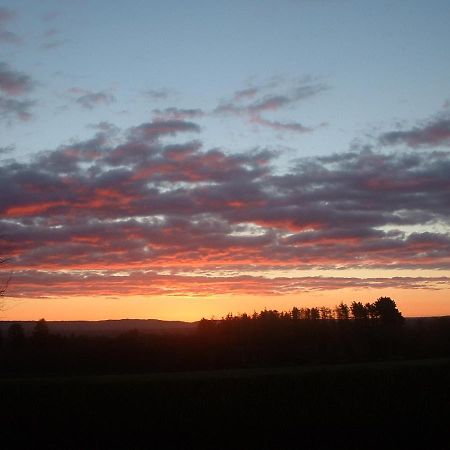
251;115;311;133
128;120;201;141
0;96;35;122
71;89;115;110
87;121;119;134
6;269;450;298
0;8;21;45
0;8;15;23
0;29;21;45
380;116;450;148
0;144;14;154
1;119;449;299
143;88;172;101
152;107;204;120
0;63;33;96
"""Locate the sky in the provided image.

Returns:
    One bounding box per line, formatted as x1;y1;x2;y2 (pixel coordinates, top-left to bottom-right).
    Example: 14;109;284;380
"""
1;0;450;321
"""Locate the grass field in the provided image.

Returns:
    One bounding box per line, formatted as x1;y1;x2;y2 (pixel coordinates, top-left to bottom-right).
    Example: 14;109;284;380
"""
1;358;449;449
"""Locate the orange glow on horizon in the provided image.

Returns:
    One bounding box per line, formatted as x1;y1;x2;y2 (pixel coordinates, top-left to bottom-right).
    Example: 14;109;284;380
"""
3;288;449;322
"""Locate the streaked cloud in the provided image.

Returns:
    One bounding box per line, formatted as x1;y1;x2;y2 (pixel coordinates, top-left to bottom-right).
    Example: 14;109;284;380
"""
152;107;205;121
7;270;450;299
215;78;327;133
129;120;201;142
380;115;450;148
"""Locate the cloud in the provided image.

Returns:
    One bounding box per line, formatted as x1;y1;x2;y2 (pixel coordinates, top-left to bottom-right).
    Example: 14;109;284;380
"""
1;118;450;299
0;96;35;122
233;87;258;101
0;29;21;45
0;144;14;154
128;120;201;141
0;59;34;122
39;27;67;50
0;63;33;96
215;79;327;133
379;116;450;148
248;84;326;114
70;89;115;110
6;270;450;298
152;107;204;120
87;121;119;134
41;41;66;50
0;8;21;45
143;88;172;101
0;8;15;23
250;115;311;133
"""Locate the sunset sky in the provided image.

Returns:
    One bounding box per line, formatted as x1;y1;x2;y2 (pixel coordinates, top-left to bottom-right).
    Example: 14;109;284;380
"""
1;0;450;321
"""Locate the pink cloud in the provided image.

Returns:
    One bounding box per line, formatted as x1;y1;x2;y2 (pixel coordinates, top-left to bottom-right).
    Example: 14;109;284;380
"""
0;63;33;96
2;120;450;300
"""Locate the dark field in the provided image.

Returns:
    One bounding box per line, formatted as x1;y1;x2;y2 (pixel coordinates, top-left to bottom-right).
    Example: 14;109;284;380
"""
1;358;449;450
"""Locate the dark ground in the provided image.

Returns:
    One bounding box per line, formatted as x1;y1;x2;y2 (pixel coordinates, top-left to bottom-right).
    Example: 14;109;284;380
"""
1;358;449;450
0;318;196;336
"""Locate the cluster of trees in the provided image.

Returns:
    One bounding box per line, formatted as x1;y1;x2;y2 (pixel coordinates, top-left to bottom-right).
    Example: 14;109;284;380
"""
204;297;405;325
195;297;411;367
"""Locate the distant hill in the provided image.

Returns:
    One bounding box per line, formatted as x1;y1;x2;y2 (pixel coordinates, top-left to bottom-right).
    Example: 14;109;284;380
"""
0;319;197;337
1;316;448;337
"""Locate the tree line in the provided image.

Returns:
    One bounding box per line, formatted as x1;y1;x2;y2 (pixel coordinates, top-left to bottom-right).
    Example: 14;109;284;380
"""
202;296;405;325
0;297;449;375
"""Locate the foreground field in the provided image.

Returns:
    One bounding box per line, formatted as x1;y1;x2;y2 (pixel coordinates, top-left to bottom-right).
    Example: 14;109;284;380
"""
1;358;449;449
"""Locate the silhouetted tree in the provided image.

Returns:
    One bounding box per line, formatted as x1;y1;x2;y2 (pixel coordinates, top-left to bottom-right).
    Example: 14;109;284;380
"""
291;307;300;320
259;309;280;321
335;302;350;321
300;308;311;320
32;318;50;346
373;297;404;326
350;301;369;321
320;307;333;320
310;308;320;321
365;302;378;320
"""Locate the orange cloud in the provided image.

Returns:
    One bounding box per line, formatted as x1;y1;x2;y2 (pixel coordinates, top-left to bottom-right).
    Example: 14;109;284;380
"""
5;200;68;217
